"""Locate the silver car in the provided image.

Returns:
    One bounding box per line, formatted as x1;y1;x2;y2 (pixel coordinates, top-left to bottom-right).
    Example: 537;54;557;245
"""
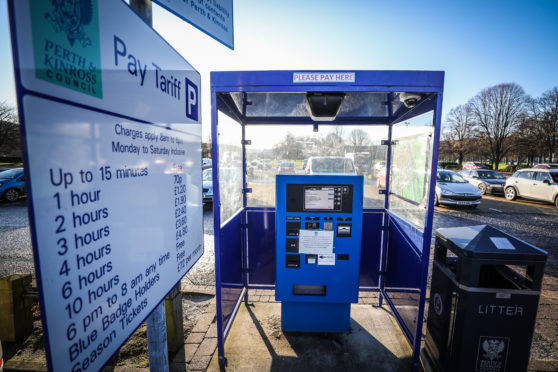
504;169;558;208
435;170;482;208
202;168;213;203
459;169;506;195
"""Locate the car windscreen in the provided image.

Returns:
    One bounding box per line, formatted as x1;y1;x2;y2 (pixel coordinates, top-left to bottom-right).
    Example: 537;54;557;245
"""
203;169;212;181
312;158;354;173
437;171;467;183
0;169;22;179
551;172;558;183
477;170;505;179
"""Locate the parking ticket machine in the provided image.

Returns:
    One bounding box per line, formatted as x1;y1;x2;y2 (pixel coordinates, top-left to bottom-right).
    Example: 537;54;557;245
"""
275;175;363;332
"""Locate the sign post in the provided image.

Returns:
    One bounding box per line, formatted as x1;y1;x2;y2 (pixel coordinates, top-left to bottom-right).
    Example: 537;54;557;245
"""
7;1;203;371
128;2;170;372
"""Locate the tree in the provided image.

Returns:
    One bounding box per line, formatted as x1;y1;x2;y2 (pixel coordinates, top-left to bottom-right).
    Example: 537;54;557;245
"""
272;132;304;160
469;83;526;170
321;128;345;156
536;87;558;162
201;138;212;159
443;104;475;165
347;129;370;152
512;116;539;165
0;101;21;157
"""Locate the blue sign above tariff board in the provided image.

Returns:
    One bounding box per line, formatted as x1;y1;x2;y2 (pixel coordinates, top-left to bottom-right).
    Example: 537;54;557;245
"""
153;0;234;50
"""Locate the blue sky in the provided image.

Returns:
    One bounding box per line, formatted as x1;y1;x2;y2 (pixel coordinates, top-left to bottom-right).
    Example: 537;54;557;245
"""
1;0;557;132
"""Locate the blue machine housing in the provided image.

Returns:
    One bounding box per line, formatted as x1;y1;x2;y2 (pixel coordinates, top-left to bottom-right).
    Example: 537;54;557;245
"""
276;175;363;332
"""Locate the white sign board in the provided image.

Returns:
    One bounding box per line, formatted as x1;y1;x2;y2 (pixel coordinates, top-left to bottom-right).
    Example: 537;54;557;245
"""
153;0;234;49
8;1;203;371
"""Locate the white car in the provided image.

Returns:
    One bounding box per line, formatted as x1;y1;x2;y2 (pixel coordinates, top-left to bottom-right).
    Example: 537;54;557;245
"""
505;168;558;207
435;170;482;208
305;156;357;175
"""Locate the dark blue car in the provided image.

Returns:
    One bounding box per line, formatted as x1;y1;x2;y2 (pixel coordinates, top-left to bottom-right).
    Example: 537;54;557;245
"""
0;168;25;202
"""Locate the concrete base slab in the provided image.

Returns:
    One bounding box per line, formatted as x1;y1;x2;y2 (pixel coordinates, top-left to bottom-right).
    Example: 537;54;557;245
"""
208;302;413;371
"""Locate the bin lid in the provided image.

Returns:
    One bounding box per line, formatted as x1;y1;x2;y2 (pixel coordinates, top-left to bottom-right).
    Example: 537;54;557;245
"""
436;225;547;261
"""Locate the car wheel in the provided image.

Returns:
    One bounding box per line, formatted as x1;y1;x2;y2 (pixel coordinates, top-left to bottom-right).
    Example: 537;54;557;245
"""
4;188;20;202
478;183;486;195
555;195;558;208
505;187;517;201
434;193;440;206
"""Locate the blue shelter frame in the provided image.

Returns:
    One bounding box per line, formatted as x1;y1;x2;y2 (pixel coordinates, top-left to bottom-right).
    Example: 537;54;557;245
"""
210;70;444;369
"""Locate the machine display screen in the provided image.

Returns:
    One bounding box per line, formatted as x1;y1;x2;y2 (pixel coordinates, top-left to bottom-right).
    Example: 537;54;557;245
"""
304;186;336;210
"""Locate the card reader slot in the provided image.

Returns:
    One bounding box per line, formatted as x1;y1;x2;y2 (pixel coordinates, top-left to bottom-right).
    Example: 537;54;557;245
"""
286;221;301;237
293;284;326;296
286;254;300;268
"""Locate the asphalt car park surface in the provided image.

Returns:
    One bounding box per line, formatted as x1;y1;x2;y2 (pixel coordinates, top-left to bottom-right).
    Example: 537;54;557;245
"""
1;194;557;292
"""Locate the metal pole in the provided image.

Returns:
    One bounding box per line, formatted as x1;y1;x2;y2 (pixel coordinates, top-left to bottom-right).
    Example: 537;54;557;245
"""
130;0;153;25
128;2;171;372
146;301;170;372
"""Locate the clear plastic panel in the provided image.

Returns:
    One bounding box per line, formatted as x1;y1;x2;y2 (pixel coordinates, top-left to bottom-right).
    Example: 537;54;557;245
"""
245;124;388;208
230;92;390;118
388;111;435;228
218;113;243;225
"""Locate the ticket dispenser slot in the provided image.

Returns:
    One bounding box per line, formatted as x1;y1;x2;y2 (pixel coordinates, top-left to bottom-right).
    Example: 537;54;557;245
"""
276;175;363;332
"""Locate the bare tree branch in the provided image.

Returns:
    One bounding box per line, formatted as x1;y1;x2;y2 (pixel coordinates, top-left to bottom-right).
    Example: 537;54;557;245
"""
468;83;527;169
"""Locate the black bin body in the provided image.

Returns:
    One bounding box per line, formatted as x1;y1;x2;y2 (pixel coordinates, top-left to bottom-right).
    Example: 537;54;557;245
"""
425;225;547;372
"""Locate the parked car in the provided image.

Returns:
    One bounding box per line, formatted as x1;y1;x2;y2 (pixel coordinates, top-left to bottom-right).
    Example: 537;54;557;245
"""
435;170;482;208
261;159;272;170
373;161;385;172
202;158;212;169
376;165;387;188
277;160;296;174
533;163;558;169
202;168;213;203
504;168;558;207
459;169;506;195
463;161;490;170
0;168;25;202
305;156;357;175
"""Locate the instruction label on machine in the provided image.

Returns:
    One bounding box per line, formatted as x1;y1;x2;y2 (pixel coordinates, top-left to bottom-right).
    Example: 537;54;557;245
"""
299;230;333;255
8;1;202;371
318;254;335;265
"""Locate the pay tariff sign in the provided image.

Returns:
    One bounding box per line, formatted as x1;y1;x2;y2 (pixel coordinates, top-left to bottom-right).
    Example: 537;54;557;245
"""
8;1;203;371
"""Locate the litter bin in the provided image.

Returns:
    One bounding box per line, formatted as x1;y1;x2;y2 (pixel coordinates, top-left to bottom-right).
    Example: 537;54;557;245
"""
424;225;547;372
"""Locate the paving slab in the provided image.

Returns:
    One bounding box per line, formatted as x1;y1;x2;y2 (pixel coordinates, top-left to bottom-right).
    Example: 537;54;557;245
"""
207;302;412;371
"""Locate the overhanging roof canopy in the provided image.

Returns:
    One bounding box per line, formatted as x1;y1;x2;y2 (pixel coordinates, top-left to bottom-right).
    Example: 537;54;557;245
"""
211;70;444;125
